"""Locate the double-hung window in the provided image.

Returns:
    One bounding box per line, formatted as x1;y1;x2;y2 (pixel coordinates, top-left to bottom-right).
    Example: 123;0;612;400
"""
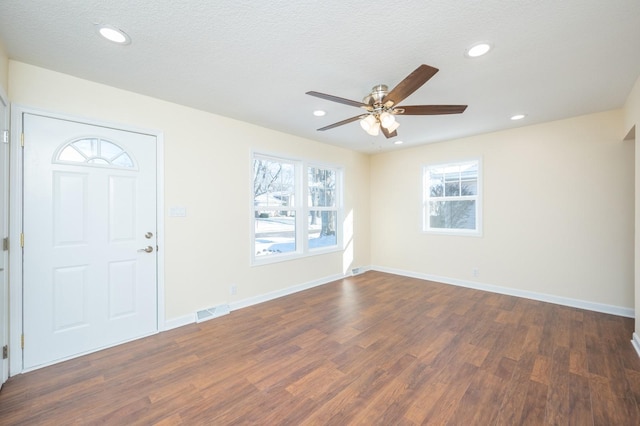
253;153;341;264
423;159;481;235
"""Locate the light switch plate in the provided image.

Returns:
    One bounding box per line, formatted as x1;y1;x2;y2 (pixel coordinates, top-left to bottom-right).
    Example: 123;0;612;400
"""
169;206;187;217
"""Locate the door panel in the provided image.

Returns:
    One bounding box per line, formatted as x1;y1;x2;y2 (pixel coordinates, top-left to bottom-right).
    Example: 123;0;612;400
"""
109;176;137;241
53;171;89;245
22;113;158;369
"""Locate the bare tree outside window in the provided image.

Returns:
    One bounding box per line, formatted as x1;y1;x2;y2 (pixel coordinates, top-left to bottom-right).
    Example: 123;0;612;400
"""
308;167;336;237
253;159;282;201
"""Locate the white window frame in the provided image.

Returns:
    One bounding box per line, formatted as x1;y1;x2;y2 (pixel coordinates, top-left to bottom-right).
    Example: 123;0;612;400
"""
252;152;343;265
422;158;482;236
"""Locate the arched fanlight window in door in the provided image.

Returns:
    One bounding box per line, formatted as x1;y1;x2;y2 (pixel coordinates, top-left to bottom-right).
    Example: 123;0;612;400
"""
54;137;137;169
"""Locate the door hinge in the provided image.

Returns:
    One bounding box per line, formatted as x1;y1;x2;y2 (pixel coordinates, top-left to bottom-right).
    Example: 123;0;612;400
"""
2;345;7;359
2;237;7;251
21;334;24;349
20;132;24;147
2;129;8;144
20;233;24;248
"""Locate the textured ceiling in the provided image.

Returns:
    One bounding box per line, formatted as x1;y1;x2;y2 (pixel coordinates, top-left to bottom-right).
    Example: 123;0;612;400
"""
1;0;639;153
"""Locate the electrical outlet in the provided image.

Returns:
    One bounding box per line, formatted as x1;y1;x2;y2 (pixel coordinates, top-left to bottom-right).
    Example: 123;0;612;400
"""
230;284;237;295
472;268;479;277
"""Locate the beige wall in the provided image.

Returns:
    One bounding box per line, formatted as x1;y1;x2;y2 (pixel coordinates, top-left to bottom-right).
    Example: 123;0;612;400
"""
8;61;371;322
623;76;640;332
370;110;634;310
6;59;638;325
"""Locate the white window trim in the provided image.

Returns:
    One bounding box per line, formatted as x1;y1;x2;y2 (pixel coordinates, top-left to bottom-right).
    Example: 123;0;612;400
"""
422;158;482;237
251;152;343;266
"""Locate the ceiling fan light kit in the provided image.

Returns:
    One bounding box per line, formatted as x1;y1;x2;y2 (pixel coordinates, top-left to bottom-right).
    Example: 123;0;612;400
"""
385;119;400;133
379;111;396;128
307;64;467;140
360;114;379;135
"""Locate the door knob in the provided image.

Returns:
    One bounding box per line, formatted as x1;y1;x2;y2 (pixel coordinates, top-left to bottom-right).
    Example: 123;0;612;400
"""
138;246;154;253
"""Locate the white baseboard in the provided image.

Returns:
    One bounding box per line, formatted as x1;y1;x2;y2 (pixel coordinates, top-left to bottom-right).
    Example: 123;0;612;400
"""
633;333;640;358
229;273;345;311
370;265;635;318
163;313;195;331
164;266;634;334
162;271;350;331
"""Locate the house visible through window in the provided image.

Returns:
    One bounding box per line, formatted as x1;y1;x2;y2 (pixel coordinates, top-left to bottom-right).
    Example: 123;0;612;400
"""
253;154;341;263
423;159;481;235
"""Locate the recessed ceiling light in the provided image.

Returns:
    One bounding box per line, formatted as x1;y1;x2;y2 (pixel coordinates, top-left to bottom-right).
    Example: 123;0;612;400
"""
97;25;131;45
510;114;526;121
313;110;326;117
465;42;492;58
394;140;404;145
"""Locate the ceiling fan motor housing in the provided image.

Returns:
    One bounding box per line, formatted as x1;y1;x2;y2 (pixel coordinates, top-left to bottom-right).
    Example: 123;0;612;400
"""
363;84;388;106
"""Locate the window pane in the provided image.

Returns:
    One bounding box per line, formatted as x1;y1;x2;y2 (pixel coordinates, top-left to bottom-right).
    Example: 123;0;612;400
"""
461;162;478;177
253;159;295;207
444;179;460;197
73;138;99;158
112;152;134;168
429;171;443;196
59;146;86;162
308;210;337;249
254;210;296;256
308;167;336;207
100;140;124;160
429;200;476;230
460;163;478;195
461;179;477;195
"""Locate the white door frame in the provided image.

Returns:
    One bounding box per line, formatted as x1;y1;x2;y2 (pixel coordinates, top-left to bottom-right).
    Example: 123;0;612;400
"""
0;87;9;387
9;105;165;375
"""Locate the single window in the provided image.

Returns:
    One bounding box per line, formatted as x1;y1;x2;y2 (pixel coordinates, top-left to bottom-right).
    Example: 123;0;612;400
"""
55;138;135;169
423;160;481;235
253;154;342;264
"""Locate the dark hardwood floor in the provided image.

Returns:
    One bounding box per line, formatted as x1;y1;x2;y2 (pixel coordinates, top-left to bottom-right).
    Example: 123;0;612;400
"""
1;271;639;425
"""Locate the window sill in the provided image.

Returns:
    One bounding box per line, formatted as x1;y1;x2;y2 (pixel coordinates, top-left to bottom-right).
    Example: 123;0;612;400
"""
422;228;483;237
251;245;342;267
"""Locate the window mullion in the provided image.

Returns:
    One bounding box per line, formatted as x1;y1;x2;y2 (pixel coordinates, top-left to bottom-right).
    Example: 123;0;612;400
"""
298;160;306;254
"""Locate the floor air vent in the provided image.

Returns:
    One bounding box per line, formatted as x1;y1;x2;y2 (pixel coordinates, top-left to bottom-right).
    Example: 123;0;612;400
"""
196;304;231;323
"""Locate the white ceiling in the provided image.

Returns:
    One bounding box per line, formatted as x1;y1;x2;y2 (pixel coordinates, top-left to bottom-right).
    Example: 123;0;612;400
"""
1;1;639;153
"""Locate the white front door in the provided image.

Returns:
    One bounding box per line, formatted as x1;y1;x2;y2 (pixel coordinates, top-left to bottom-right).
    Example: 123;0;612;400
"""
22;113;158;370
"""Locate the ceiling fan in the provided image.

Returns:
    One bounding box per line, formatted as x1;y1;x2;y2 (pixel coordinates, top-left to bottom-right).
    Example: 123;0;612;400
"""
306;64;467;138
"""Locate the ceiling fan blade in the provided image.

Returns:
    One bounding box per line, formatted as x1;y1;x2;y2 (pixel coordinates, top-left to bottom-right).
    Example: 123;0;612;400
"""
381;126;398;139
306;91;369;108
317;115;367;131
396;105;468;115
382;64;439;106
